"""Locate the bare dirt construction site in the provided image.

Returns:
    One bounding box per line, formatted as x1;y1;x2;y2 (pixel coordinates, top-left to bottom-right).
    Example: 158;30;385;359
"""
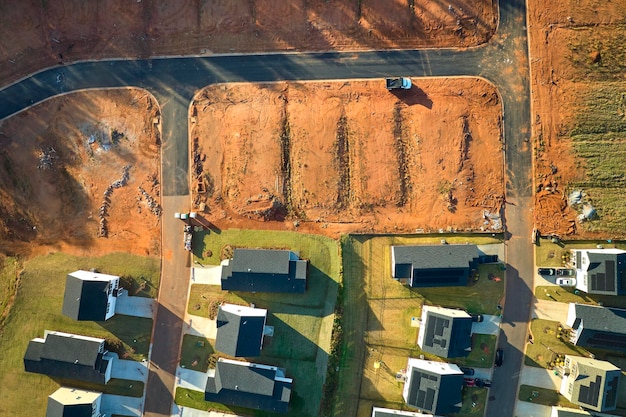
190;78;504;237
0;0;497;85
528;0;626;238
0;89;162;257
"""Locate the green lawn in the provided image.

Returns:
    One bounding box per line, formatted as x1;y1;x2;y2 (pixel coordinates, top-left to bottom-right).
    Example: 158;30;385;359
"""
184;229;341;417
536;285;626;309
535;240;626;268
0;252;158;417
455;334;497;368
525;319;590;368
333;234;503;417
458;387;488;417
518;385;577;408
180;335;213;373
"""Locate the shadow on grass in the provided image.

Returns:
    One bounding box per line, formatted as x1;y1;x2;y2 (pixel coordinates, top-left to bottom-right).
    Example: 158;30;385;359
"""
98;316;152;360
180;334;213;373
53;377;144;397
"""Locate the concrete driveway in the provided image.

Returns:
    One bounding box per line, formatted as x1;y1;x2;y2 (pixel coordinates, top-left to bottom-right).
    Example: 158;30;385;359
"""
477;243;505;261
519;366;562;390
172;403;242;417
514;401;551;417
472;315;501;335
111;359;149;383
177;366;212;391
101;394;143;417
184;315;217;339
192;265;222;286
115;292;155;319
532;299;569;323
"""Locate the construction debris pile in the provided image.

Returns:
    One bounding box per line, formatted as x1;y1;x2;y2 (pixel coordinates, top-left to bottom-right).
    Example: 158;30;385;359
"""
37;147;57;170
98;165;131;237
138;186;162;217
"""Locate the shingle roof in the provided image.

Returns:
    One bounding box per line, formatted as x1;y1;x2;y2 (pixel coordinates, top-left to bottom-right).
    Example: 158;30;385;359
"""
215;304;267;357
392;245;478;270
419;307;472;358
372;406;438;416
404;358;463;414
62;271;117;321
571;304;626;351
47;387;101;417
563;356;621;411
221;249;307;293
205;359;292;413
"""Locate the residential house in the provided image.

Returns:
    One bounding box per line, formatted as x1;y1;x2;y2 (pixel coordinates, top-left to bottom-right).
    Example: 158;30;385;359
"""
215;303;268;357
559;355;621;412
62;270;120;321
221;249;308;293
570;249;626;295
551;405;622;417
47;387;102;417
205;358;292;413
372;406;441;417
566;303;626;351
24;330;114;384
417;306;472;358
391;245;496;287
403;358;463;415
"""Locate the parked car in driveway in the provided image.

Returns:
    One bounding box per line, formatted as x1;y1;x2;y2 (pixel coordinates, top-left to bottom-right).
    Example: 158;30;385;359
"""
556;268;575;276
475;378;492;387
556;277;576;287
470;313;484;322
463;377;475;387
495;348;504;367
459;366;475;376
538;267;556;276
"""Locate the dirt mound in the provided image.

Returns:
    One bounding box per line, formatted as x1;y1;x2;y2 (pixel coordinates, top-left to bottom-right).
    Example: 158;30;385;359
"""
0;89;161;257
191;78;504;237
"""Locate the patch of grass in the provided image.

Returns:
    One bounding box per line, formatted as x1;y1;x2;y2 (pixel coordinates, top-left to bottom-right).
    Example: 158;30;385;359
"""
458;386;488;417
535;240;626;268
0;252;157;416
536;285;626;309
180;335;213;373
455;334;496;368
567;25;626;82
525;319;590;368
518;385;577;408
0;256;19;329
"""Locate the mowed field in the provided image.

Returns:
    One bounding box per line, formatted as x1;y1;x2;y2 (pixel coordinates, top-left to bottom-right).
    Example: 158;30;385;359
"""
192;78;504;237
178;229;340;417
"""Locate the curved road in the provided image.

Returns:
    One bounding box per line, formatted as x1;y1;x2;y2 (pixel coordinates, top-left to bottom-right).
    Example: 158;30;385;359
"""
0;1;534;416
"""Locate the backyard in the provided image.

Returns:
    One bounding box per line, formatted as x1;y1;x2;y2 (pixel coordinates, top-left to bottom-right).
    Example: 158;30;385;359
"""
179;229;341;417
518;385;577;408
525;319;590;368
0;252;159;416
333;234;502;417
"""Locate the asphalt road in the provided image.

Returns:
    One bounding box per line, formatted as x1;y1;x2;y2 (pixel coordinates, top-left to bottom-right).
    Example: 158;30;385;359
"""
0;1;534;416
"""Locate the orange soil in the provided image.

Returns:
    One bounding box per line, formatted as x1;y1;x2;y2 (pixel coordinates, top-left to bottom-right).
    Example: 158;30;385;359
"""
527;0;626;238
0;89;161;258
0;0;497;85
191;79;504;238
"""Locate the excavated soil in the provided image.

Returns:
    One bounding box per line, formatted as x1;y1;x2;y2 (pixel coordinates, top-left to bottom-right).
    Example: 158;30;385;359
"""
190;78;504;238
0;0;497;85
0;89;161;257
528;0;626;238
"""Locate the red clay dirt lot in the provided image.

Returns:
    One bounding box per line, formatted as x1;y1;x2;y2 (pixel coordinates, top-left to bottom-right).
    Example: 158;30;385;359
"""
527;0;626;238
0;0;497;85
0;89;162;258
190;78;504;238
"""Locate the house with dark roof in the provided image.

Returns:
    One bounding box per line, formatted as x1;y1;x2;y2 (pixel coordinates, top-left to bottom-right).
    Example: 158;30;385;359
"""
205;358;292;413
550;405;621;417
391;245;495;288
559;355;621;412
24;330;114;384
417;306;472;358
402;358;463;414
46;387;102;417
62;270;120;321
571;249;626;295
221;249;307;293
566;303;626;352
372;406;441;417
216;303;268;357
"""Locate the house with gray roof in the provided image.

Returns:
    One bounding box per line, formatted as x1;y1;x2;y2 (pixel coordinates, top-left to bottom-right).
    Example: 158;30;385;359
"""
372;406;441;417
550;405;622;417
46;387;102;417
559;355;621;412
566;303;626;351
417;306;472;358
402;358;463;415
24;330;114;384
391;245;494;288
571;249;626;295
62;270;120;321
215;303;268;357
221;249;307;293
205;358;292;413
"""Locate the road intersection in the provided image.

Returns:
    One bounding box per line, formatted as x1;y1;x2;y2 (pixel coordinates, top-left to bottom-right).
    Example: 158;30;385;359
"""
0;1;534;416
